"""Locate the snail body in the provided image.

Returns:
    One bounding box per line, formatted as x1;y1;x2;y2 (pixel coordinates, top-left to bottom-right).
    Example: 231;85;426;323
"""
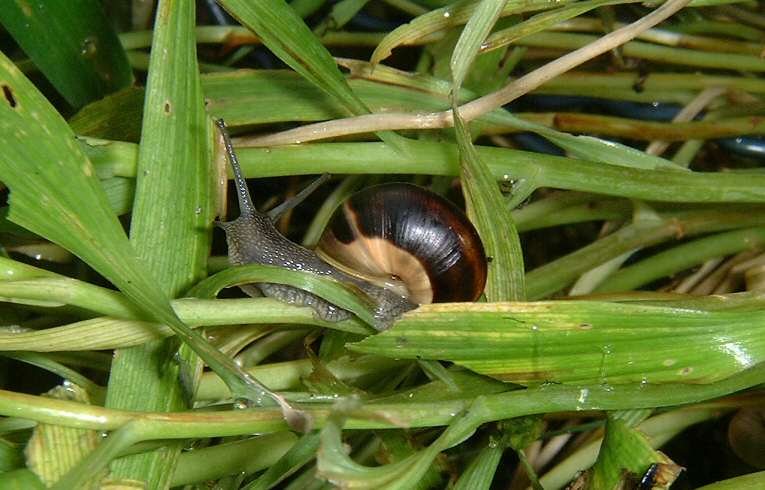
216;120;486;330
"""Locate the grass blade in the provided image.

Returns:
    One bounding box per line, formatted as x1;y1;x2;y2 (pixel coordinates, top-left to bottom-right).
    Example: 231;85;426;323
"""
589;416;680;489
103;0;215;484
350;301;765;385
451;0;525;301
217;0;367;116
0;0;132;108
371;0;575;66
450;0;507;91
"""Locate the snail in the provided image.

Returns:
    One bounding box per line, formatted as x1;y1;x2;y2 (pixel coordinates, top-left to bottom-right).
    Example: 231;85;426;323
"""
216;120;487;330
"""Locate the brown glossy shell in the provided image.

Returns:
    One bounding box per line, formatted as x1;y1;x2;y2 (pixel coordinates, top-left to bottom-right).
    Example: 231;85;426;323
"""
317;183;487;304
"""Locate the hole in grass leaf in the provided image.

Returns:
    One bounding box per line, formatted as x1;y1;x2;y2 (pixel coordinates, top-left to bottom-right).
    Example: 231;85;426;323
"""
164;101;172;114
2;85;17;108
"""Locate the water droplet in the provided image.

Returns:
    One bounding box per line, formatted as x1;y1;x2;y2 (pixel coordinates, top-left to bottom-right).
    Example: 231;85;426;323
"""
233;398;250;410
640;376;649;388
662;358;676;367
531;324;539;332
194;206;202;215
443;11;451;18
4;325;29;334
577;388;589;406
80;36;97;59
143;169;150;176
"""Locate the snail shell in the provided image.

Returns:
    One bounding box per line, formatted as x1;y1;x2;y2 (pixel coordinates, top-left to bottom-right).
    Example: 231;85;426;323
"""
317;183;487;305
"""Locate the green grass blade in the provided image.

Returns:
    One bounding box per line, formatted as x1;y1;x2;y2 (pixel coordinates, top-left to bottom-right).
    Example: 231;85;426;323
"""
453;113;526;301
172;433;299;486
104;0;214;485
450;0;507;91
243;432;321;490
68;86;144;142
0;364;762;435
0;298;371;353
595;227;765;293
482;0;640;52
526;208;765;299
370;0;576;66
217;0;368;116
128;14;214;298
315;0;372;33
349;301;765;385
590;416;680;489
0;0;132;108
452;443;503;490
85;137;765;203
0;52;178;330
696;472;765;490
451;0;524;301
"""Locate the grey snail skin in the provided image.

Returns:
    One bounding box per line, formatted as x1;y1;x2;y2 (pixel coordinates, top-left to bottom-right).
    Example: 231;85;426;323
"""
215;119;487;330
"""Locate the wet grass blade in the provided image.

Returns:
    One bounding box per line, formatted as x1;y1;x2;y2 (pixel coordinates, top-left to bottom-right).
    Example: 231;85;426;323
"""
350;301;765;385
0;0;132;108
